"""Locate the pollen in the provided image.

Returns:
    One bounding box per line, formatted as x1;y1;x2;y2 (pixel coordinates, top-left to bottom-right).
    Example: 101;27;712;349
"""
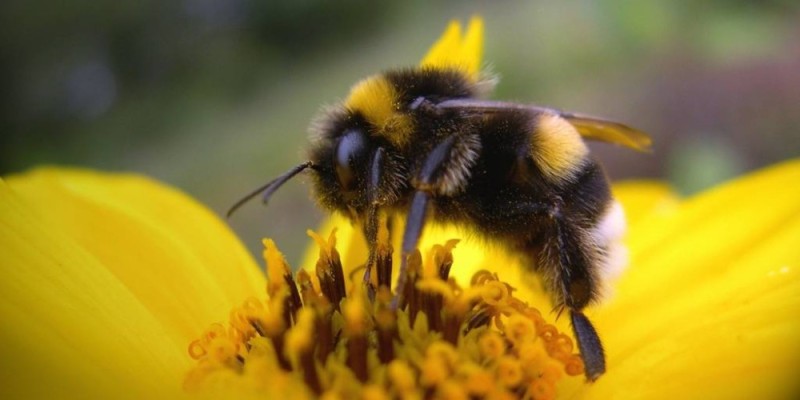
185;229;585;399
478;331;506;360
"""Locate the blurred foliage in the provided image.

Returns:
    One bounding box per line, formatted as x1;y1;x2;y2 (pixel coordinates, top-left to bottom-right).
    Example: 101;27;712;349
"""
2;0;799;262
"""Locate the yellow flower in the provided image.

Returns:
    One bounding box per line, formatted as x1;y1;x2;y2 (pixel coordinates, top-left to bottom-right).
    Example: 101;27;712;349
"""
2;17;799;399
3;160;799;398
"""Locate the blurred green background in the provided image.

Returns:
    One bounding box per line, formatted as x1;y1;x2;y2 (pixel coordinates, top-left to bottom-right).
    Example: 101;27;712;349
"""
2;0;799;263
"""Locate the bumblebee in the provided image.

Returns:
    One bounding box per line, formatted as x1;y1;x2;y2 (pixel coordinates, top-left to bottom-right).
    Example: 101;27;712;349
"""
229;18;650;381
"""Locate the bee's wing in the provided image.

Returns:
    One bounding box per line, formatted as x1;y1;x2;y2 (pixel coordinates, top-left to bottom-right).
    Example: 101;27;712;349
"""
435;99;652;152
558;112;652;152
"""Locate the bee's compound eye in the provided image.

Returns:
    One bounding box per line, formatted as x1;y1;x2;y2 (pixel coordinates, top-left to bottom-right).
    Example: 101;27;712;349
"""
335;129;367;191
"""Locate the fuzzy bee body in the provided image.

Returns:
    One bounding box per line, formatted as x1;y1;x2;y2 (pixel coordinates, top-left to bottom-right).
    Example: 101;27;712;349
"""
309;68;628;312
230;20;650;381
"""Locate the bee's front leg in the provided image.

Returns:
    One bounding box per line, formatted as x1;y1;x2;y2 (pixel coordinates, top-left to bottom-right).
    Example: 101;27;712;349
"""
362;147;388;298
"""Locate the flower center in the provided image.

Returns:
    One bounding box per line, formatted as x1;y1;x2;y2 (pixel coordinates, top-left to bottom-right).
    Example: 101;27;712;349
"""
184;229;584;399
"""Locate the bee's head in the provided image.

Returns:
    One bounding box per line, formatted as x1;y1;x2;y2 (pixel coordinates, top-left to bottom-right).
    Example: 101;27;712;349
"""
306;68;483;217
306;106;377;215
307;97;413;219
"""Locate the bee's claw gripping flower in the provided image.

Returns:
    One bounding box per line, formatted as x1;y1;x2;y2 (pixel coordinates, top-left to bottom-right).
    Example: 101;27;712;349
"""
185;230;584;399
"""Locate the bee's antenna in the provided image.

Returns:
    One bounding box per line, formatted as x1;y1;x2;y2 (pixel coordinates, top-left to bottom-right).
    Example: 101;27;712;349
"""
226;161;314;218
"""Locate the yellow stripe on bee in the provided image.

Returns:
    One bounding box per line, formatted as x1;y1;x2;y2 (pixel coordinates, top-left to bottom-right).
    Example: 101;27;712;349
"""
344;75;414;147
530;113;589;182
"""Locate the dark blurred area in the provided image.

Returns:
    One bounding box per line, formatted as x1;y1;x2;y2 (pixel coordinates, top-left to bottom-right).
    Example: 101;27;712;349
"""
2;0;799;262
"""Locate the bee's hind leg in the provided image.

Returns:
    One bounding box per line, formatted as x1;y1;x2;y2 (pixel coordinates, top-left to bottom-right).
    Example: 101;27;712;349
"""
570;309;605;381
541;203;606;381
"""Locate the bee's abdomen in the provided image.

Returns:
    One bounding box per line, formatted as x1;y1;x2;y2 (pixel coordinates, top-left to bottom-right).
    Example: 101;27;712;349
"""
558;159;613;226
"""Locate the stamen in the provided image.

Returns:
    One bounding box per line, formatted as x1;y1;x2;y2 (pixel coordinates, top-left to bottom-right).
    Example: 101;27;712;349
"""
495;356;524;388
285;308;322;394
465;305;493;331
362;384;390;400
402;250;423;324
437;380;468;399
343;287;369;382
263;239;292;297
387;360;417;396
185;230;585;398
420;352;450;388
308;229;347;310
313;306;334;363
420;240;459;333
478;331;506;360
296;270;322;307
374;216;394;289
431;239;459;280
374;288;396;363
504;315;536;345
457;363;494;397
261;292;291;370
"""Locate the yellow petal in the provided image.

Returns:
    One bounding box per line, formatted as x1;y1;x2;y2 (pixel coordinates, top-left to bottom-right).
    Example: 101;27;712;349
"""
420;20;462;68
574;159;800;398
0;167;265;398
612;181;679;228
616;159;800;305
420;16;484;81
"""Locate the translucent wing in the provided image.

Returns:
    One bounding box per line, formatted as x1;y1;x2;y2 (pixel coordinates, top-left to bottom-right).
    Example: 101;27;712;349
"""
436;99;652;152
